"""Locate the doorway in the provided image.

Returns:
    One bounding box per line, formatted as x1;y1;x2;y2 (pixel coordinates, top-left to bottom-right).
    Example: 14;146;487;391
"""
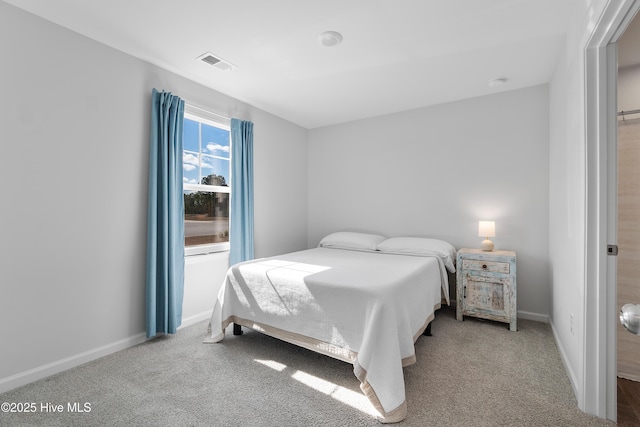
584;0;640;422
617;20;640;422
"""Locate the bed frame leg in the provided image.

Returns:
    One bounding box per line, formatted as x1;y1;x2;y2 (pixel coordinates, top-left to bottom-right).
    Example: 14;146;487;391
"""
423;322;432;336
233;323;243;336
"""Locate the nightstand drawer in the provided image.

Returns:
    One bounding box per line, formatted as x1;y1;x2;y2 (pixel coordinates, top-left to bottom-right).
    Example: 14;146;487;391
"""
461;259;510;274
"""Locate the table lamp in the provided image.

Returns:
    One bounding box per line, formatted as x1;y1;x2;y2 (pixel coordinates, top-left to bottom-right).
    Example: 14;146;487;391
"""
479;221;495;251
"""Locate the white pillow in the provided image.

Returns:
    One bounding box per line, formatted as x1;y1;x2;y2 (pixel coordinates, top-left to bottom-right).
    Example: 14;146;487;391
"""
318;231;386;251
377;237;457;273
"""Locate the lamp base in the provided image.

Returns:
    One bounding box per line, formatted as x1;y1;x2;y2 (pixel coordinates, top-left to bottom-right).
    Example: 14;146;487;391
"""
481;239;494;251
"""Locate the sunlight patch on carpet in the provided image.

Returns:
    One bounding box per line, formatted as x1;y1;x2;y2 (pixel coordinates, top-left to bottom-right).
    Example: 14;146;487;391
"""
291;370;378;417
254;358;378;417
254;359;287;371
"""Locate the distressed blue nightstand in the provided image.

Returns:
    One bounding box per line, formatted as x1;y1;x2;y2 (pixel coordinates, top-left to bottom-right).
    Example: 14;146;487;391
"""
456;248;517;331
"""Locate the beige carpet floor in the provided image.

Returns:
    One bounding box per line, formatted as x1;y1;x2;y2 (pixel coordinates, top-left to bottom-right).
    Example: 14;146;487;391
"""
0;306;615;426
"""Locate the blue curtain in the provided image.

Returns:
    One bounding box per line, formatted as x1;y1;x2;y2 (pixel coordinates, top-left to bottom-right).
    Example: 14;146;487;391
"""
230;119;254;265
146;89;185;338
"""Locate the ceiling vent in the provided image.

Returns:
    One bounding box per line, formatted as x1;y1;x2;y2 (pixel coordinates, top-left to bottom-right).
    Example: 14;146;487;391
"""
196;52;235;72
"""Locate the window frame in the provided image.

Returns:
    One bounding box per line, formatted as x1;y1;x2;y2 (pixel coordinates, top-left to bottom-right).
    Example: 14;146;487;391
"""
183;105;231;256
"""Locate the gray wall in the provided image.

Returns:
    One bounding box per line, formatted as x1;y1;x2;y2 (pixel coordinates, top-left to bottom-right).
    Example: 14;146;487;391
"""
0;2;308;390
307;85;550;319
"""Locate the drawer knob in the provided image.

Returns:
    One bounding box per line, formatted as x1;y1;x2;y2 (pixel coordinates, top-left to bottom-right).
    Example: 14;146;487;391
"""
482;264;487;269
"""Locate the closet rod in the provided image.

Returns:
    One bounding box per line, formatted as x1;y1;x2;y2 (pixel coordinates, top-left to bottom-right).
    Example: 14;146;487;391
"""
618;108;640;117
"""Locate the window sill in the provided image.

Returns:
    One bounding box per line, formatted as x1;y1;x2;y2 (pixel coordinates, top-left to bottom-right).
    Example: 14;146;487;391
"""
185;243;230;257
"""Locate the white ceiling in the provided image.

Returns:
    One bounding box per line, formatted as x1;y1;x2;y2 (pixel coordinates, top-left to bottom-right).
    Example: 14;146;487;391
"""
4;0;575;129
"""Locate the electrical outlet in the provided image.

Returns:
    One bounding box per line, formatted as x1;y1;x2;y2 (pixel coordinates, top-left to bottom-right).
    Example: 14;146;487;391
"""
570;313;574;335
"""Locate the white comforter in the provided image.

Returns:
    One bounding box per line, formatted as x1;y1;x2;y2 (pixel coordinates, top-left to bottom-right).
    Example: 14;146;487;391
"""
204;247;449;423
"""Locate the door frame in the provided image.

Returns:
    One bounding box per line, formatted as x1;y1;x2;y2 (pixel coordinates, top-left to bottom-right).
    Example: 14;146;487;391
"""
584;0;640;420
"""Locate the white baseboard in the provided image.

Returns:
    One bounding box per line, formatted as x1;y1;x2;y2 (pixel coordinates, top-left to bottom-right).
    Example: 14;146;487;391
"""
0;332;148;395
0;308;215;395
549;318;580;402
449;302;549;324
518;310;549;323
0;310;214;395
178;310;213;330
0;310;212;393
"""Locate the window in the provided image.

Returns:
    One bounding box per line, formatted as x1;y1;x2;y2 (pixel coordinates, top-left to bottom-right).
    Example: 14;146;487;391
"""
183;106;230;256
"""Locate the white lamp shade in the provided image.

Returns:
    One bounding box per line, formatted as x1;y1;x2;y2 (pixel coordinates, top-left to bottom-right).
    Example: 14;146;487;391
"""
478;221;495;238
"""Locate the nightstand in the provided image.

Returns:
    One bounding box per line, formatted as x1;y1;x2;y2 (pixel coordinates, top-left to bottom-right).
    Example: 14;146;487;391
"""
456;248;517;331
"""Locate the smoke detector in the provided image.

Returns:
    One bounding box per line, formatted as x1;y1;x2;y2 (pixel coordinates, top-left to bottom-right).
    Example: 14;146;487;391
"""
196;52;235;72
318;31;343;47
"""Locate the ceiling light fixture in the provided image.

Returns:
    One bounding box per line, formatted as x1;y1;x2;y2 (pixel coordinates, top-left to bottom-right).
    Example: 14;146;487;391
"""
488;77;508;88
318;31;343;47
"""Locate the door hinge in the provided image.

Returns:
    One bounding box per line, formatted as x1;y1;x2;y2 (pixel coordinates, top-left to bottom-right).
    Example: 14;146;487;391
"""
607;245;618;256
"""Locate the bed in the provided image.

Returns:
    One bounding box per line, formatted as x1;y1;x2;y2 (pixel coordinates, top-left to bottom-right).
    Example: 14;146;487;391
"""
204;232;456;423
